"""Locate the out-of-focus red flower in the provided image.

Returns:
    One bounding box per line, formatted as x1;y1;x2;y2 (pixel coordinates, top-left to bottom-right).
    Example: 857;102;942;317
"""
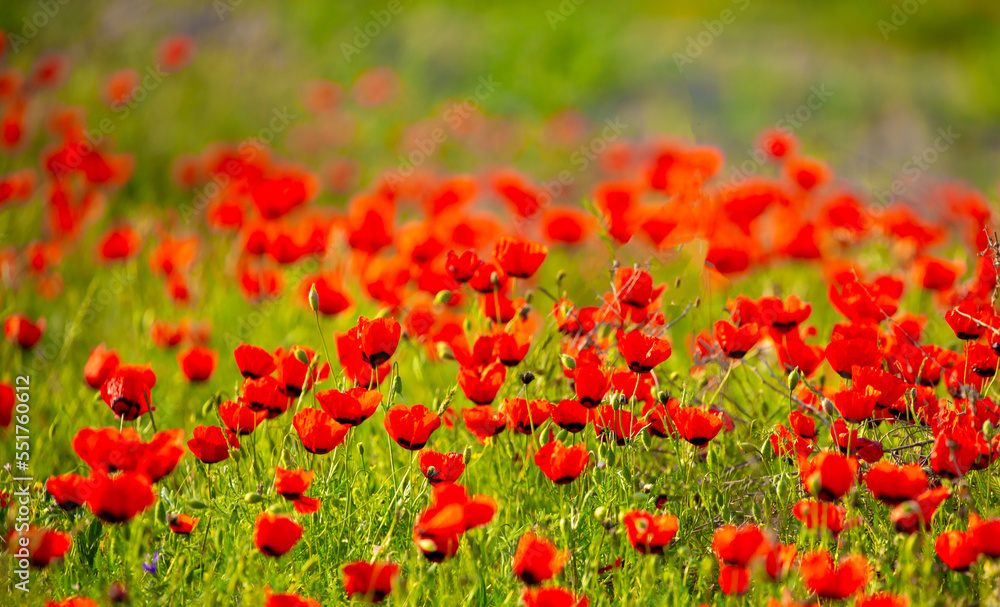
342;560;401;603
293;408;349;454
712;524;766;567
84;343;120;389
865;462;928;506
85;471;157;523
96;225;141;262
6;526;71;567
100;364;156;421
493;236;548;279
512;532;568;586
798;550;869;600
504;398;551;435
4;314;45;349
462;405;508;443
616;329;672;373
187;425;238;464
798;451;858;502
534;440;588;484
623;510;679;554
168;513;199;535
419;450;465;485
521;587;589;607
935;530;979;571
177;345;217;382
254;513;302;557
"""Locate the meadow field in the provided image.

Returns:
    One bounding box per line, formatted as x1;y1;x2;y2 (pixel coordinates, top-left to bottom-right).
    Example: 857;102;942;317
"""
2;1;1000;605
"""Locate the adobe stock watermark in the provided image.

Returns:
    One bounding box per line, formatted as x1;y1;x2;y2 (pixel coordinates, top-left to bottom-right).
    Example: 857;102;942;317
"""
179;106;298;224
383;75;500;184
214;0;245;20
878;0;929;41
341;0;406;62
872;127;960;207
10;375;32;593
4;0;71;54
546;0;588;30
674;0;751;71
724;84;834;188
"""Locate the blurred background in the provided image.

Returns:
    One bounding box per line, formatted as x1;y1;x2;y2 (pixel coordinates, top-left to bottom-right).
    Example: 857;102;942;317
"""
2;0;999;209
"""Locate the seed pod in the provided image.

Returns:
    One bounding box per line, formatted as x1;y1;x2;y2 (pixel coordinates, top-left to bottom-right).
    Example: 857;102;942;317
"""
243;492;264;504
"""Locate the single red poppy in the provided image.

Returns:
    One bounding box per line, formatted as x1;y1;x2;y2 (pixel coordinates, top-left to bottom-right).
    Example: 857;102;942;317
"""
384;404;441;450
758;294;812;333
0;382;12;428
300;273;352;316
462;405;508;443
168;513;199;535
254;513;303;557
969;513;1000;558
494;331;531;367
342;560;401;603
493;236;548;279
96;225;141;261
293;408;349;454
512;532;568;585
712;524;766;567
6;526;71;567
446;249;482;283
187;425;238;464
788;410;817;439
218;400;266;435
84;343;120;389
798;550;869;600
864;462;928;506
832;386;881;423
350;316;402;368
551;399;590;433
714;320;762;359
798;451;858;502
890;487;951;534
623;510;679;554
100;363;156;421
177;345;217;383
935;530;979;571
504;398;551;434
234;343;276;379
944;301;992;341
274;466;315;500
413;483;497;562
85;471;157;523
44;599;98;607
45;473;92;510
275;346;329;397
792;500;854;536
458;361;506;405
825;338;881;379
762;542;798;581
317;387;382;426
591;405;646;445
616;329;672;373
419;450;466;485
534;440;589;484
264;592;320;607
673;407;723;446
521;587;588;607
4;314;45;349
468;261;507;294
718;564;751;596
852;365;906;409
573;364;611;407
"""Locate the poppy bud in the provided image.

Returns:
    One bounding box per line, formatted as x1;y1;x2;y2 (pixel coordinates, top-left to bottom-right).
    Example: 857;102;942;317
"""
594;506;607;520
657;391;669;405
243;492;264;504
391;374;403;397
556;269;566;286
520;371;535;385
787;368;801;392
462;317;473;334
186;499;207;510
433;290;453;305
308;283;319;312
357;442;364;457
293;348;310;365
617;393;628;407
490;272;500;286
375;307;391;319
561;354;576;370
267;503;286;514
435;342;454;361
984;420;995;438
463;446;472;465
230;447;242;462
776;474;789;496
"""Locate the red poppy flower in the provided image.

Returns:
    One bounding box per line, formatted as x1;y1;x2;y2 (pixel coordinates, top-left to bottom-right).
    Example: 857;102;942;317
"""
384;404;441;450
0;382;12;428
623;510;679;554
788;410;817;439
799;550;869;599
792;500;854;536
521;587;589;607
462;405;508;443
177;345;217;383
234;343;276;379
504;398;552;434
294;408;349;454
495;331;531;366
446;249;482;283
718;564;751;595
239;375;290;418
852;365;906;409
84;343;120;389
350;316;402;368
317;387;382;426
342;560;401;603
712;524;766;567
592;405;646;445
300;273;352;316
458;361;506;405
969;513;1000;558
762;542;798;581
574;364;611;408
832;386;881;423
864;462;928;506
156;33;196;72
419;450;466;485
100;364;156;421
775;330;825;377
493;236;548;279
551;399;590;433
945;301;992;341
853;593;909;607
187;425;238;464
274;466;314;500
413;483;497;562
673;407;723;446
264;592;320;607
4;314;44;348
218;400;266;435
96;225;141;261
935;530;979;571
714;320;762;359
534;440;589;484
512;532;568;585
758;294;812;333
45;473;91;511
254;513;303;557
85;471;157;523
168;513;199;535
616;330;672;373
468;261;507;294
45;599;98;607
798;451;858;502
275;346;329;397
890;487;951;534
7;526;71;567
825;339;881;379
965;341;999;378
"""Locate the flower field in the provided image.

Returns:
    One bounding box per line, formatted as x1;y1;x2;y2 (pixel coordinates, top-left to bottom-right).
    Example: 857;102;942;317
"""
2;2;1000;606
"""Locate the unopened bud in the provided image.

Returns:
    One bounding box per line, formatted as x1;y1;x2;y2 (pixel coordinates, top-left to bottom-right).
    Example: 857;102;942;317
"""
358;443;365;457
243;492;264;504
435;342;455;361
520;371;535;385
293;348;310;365
375;308;391;319
308;283;320;312
463;446;473;465
433;290;453;305
561;354;576;370
787;368;801;392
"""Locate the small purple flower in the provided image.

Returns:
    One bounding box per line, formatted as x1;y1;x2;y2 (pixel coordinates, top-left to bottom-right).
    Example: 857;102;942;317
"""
142;551;160;574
